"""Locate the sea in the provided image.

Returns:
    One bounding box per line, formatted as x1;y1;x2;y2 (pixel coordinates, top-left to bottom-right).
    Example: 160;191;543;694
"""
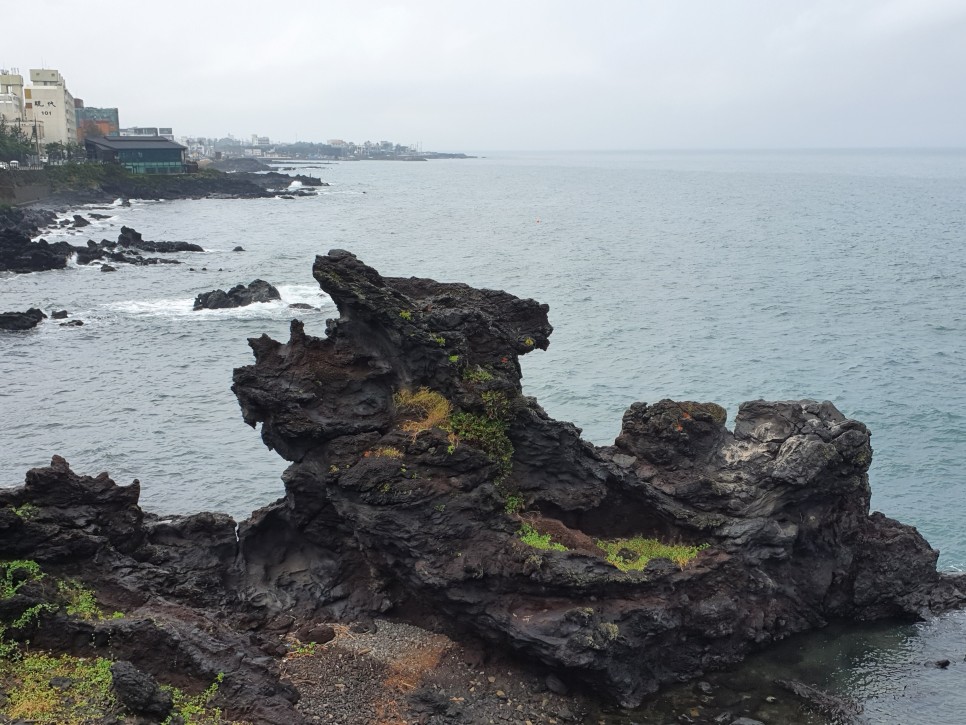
2;150;965;723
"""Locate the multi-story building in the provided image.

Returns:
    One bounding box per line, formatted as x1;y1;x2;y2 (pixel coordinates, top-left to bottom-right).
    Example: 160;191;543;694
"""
22;68;77;147
120;127;174;140
1;70;26;125
75;100;120;141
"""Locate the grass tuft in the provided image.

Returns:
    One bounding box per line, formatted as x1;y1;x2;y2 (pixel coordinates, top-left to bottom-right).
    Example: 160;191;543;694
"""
393;388;452;438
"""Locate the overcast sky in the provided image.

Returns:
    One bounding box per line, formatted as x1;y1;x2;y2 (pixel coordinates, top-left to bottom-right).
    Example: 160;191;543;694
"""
3;0;965;150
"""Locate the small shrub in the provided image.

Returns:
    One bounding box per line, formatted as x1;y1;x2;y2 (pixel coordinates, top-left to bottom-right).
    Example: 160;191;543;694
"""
447;411;513;476
504;494;525;515
12;503;38;521
431;334;446;346
462;366;493;384
163;672;224;725
596;536;708;571
518;523;567;552
394;388;452;438
448;354;459;363
398;309;412;321
481;390;510;419
56;580;100;620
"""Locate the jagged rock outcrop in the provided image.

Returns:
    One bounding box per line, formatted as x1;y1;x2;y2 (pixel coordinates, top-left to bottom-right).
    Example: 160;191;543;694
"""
229;249;966;706
0;307;47;331
0;456;302;723
0;227;183;273
194;279;281;310
114;225;204;253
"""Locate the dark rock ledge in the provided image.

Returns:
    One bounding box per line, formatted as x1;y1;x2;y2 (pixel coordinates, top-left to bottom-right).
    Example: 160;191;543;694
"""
2;250;964;722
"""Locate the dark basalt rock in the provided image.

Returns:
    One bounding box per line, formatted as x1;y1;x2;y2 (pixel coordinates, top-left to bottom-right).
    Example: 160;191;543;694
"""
0;227;184;273
60;319;84;327
0;456;302;723
0;307;47;331
110;660;173;718
51;309;69;319
114;225;204;253
0;228;74;272
193;279;281;310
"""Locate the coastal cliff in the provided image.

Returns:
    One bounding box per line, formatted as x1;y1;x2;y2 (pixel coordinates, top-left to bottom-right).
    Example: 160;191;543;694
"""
1;250;963;721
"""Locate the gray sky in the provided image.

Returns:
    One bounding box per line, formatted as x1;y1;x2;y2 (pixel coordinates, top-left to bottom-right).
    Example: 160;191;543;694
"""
3;0;965;149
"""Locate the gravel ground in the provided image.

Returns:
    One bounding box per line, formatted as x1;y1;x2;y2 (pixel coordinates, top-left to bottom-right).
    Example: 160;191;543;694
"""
278;619;831;724
280;619;593;724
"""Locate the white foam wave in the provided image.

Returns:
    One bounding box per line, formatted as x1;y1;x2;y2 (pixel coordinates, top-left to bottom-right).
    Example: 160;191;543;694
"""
113;286;332;319
276;284;332;309
287;180;303;190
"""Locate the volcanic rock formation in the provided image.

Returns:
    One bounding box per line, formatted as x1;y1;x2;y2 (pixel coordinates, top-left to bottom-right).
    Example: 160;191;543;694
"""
229;249;966;706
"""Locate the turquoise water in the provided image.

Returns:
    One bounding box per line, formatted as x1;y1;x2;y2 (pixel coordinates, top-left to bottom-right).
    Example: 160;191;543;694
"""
2;150;965;721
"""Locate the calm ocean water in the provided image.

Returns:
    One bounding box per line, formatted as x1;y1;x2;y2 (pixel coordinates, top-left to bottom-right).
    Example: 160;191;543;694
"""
2;150;965;721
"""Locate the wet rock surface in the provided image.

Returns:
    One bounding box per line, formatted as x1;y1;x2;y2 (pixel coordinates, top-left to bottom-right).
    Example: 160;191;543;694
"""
193;279;281;310
0;307;47;331
113;225;204;253
0;226;188;273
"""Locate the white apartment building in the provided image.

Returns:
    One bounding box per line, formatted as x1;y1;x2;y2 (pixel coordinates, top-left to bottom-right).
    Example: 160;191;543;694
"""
21;69;77;146
1;70;26;125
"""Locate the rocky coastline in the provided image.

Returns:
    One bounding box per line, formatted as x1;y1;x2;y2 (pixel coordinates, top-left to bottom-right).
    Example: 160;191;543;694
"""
2;248;964;723
0;163;328;211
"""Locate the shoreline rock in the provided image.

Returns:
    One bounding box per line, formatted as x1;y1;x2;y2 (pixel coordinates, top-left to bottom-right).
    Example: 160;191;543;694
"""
0;307;47;331
193;279;281;310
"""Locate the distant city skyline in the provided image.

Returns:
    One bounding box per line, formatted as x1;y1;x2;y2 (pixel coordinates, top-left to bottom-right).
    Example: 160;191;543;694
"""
3;0;965;150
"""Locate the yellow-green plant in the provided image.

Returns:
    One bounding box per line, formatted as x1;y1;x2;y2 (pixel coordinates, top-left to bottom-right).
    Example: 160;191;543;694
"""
0;652;115;724
596;536;708;571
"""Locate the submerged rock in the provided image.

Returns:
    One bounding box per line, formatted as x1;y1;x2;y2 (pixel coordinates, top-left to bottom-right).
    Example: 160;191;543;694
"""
193;279;281;310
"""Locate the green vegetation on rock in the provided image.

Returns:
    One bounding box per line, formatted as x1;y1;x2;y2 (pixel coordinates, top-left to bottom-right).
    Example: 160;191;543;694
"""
518;523;567;551
596;536;708;570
